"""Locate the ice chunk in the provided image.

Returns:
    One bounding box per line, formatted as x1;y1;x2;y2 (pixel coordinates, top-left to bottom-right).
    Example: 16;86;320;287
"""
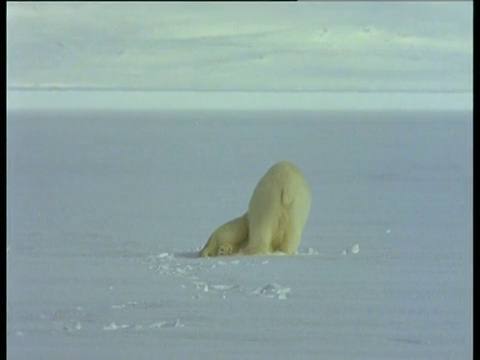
194;281;207;289
149;321;166;328
351;244;360;254
173;318;184;328
64;322;82;332
103;323;129;331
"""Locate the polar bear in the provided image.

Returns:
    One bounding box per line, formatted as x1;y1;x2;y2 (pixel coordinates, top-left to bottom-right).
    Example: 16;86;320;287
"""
199;161;311;257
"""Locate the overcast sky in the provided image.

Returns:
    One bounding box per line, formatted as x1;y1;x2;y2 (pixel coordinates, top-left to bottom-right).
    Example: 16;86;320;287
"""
7;2;473;94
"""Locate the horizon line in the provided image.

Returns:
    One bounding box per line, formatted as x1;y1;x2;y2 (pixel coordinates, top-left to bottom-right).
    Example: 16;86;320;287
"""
6;86;472;94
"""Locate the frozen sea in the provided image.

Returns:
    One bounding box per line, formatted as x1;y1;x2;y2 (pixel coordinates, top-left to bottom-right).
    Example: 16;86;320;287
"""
7;109;473;359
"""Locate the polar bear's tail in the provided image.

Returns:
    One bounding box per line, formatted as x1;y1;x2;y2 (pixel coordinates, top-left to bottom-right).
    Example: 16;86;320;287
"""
281;187;294;206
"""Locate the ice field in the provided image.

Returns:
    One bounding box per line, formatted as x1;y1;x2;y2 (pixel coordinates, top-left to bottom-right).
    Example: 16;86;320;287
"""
7;109;472;359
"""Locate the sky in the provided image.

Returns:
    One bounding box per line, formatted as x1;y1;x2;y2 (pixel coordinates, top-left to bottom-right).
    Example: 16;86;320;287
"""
6;2;473;110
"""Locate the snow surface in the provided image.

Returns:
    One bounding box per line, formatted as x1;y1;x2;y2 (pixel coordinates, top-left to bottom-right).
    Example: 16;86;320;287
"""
7;109;472;359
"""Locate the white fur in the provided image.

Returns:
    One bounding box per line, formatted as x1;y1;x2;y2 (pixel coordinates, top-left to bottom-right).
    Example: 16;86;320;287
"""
199;161;311;257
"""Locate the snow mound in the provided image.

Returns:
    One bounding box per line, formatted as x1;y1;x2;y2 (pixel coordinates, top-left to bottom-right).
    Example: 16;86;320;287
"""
103;319;184;331
103;322;129;331
304;247;320;255
251;283;292;300
149;319;184;329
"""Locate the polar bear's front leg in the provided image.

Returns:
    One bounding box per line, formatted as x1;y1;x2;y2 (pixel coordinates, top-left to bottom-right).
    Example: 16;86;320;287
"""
217;244;234;256
198;214;248;257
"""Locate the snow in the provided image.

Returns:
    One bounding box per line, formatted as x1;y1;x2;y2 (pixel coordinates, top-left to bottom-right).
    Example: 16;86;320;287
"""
7;109;472;359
